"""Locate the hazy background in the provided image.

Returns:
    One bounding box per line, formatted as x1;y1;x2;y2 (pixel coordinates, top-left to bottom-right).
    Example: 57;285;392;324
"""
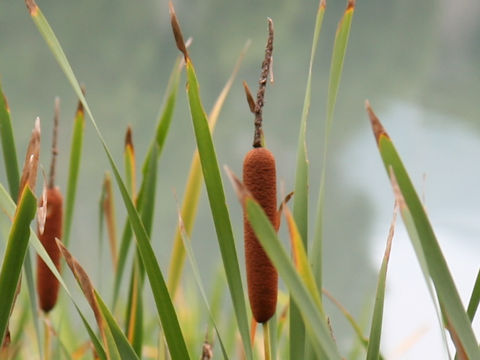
0;0;479;358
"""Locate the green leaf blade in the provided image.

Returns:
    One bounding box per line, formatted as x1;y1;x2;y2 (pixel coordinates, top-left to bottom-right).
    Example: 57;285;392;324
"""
0;83;20;200
244;197;341;359
63;101;85;247
367;106;480;359
291;6;326;356
26;4;190;357
366;207;396;360
0;186;37;343
184;59;253;360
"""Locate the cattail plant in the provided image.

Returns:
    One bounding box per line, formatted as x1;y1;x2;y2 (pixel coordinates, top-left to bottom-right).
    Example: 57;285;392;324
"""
242;19;278;325
36;98;63;313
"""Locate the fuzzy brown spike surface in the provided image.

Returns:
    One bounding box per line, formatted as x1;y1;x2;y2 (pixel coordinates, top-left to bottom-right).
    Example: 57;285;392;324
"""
243;147;278;323
36;187;63;312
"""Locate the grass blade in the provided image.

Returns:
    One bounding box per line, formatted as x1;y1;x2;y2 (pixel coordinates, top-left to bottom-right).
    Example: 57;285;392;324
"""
124;126;136;198
0;82;20;200
169;5;253;358
184;57;252;360
23;247;43;358
58;239;140;360
102;172;118;271
366;103;480;359
322;289;368;349
167;41;249;296
226;169;341;359
312;0;355;296
25;2;190;357
366;204;397;360
294;0;326;263
113;58;182;309
123;144;158;354
284;207;323;312
0;186;37;343
0;182;109;360
466;269;480;322
291;2;326;356
63;99;85;247
97;293;140;360
176;211;229;360
78;311;107;360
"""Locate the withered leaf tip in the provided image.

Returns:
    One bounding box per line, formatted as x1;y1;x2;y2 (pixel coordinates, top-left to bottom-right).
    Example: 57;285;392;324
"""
25;0;38;15
365;100;389;145
169;1;189;61
125;126;134;150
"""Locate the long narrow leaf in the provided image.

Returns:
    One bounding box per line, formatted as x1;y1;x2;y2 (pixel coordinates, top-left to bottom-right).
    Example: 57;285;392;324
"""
167;41;249;296
184;59;253;360
177;212;228;359
96;293;140;360
466;269;480;322
22;248;43;358
25;2;190;358
291;3;326;356
284;207;324;312
63;99;85;247
312;0;355;297
0;186;36;343
0;83;20;200
113;58;182;309
366;204;397;359
0;183;108;360
366;103;480;359
169;6;253;358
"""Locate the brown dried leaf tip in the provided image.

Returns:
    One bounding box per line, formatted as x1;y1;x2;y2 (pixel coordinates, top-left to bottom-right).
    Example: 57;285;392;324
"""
125;126;134;152
347;0;356;10
25;0;38;15
2;92;10;113
365;100;389;145
243;81;256;114
19;117;41;199
57;240;104;332
169;1;189;61
76;85;86;117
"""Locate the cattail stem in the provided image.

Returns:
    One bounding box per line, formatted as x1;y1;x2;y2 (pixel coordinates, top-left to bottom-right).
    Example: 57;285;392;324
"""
48;98;59;189
263;322;271;360
43;318;51;360
252;18;274;148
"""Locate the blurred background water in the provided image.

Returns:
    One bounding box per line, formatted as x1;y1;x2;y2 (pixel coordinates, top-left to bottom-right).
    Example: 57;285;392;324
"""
0;0;479;358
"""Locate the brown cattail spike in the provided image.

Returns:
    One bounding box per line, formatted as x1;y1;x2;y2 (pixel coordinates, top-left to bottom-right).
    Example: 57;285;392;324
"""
37;103;63;313
252;18;274;148
243;147;278;323
37;186;63;312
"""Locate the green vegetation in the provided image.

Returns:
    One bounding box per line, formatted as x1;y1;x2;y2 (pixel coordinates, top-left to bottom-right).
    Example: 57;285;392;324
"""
0;0;477;359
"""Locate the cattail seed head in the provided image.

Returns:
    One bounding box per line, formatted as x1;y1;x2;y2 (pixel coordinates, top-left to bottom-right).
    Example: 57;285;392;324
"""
36;186;63;313
243;147;278;323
